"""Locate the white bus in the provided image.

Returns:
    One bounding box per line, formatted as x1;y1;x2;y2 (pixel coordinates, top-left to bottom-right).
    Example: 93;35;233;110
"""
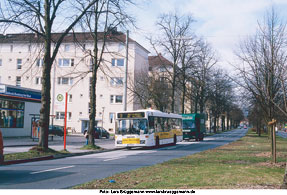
115;109;183;148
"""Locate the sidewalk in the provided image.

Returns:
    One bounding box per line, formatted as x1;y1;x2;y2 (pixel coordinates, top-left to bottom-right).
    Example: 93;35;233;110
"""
3;134;116;154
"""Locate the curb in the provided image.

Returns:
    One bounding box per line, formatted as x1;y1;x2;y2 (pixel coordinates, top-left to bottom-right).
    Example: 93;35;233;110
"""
2;155;54;165
4;144;37;148
1;147;124;166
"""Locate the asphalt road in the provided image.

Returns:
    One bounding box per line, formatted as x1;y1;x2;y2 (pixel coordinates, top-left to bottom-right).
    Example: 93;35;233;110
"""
0;128;248;189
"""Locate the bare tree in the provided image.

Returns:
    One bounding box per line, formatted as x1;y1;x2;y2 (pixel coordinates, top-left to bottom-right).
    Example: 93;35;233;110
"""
235;8;287;163
132;56;173;112
187;40;217;113
207;68;234;133
73;0;135;146
0;0;99;150
150;13;195;113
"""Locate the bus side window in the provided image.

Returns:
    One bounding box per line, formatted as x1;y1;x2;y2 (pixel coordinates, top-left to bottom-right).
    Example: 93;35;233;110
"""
179;119;182;128
176;119;182;129
148;116;155;133
170;118;176;129
164;118;170;132
156;117;162;133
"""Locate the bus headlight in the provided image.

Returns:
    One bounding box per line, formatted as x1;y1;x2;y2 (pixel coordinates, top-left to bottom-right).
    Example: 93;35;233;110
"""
140;140;145;144
117;141;122;144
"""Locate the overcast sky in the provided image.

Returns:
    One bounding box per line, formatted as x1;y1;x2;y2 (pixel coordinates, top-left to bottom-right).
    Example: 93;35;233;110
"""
127;0;287;71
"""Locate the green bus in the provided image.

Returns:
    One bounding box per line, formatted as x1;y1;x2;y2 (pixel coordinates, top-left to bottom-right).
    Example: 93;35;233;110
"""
182;113;206;141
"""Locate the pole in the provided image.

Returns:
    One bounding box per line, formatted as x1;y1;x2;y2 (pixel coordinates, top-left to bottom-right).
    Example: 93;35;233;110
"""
123;30;129;111
272;122;276;163
64;92;68;150
51;62;56;127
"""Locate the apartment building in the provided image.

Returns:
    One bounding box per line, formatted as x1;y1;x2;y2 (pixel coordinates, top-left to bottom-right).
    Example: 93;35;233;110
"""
0;32;149;135
148;54;182;113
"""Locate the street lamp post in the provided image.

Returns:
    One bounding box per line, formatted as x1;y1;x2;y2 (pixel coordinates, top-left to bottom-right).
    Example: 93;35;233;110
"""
123;30;129;111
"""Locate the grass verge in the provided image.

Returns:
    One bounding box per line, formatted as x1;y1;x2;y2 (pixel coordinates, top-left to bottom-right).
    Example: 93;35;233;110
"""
4;146;69;161
80;145;102;150
74;130;287;189
4;144;103;162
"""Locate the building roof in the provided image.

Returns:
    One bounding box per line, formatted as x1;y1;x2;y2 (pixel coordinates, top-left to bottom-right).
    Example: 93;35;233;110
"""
148;54;173;67
0;31;150;54
0;31;133;43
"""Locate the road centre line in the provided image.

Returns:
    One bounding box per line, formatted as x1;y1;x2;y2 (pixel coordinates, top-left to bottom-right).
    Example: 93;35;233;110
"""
30;165;75;175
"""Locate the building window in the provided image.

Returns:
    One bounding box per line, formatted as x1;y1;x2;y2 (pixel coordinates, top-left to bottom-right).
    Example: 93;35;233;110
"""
159;77;168;82
111;58;124;67
110;95;123;104
68;94;72;103
36;59;44;67
64;44;70;52
0;99;25;128
58;58;74;67
16;76;21;87
35;77;42;85
110;77;123;86
109;113;114;123
17;59;22;69
57;77;73;85
55;112;72;120
158;67;166;72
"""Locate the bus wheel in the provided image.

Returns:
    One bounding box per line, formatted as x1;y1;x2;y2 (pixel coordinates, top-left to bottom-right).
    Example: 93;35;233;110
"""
173;135;177;145
156;136;160;148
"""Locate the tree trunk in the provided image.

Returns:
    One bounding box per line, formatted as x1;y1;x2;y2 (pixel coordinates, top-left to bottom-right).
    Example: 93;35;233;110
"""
39;2;52;150
39;56;52;149
282;162;287;189
213;116;217;133
181;81;186;114
171;60;176;113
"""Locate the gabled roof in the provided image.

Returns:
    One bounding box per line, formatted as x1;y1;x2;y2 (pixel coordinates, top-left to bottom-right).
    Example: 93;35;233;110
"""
148;53;173;67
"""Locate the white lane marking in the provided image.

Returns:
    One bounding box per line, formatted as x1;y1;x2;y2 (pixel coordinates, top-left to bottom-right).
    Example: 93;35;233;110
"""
103;157;124;162
30;165;75;175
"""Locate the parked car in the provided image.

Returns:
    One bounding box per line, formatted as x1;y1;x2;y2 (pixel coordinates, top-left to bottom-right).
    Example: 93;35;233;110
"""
85;127;110;139
49;125;64;136
95;127;110;139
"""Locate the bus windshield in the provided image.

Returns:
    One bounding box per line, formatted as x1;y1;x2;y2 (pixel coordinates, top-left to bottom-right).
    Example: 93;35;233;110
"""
183;120;195;129
117;119;148;135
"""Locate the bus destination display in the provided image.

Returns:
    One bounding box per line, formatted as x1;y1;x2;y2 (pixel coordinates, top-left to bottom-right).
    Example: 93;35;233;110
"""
117;112;145;119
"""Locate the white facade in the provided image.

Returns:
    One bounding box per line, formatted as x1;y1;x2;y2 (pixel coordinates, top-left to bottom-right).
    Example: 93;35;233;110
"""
0;33;149;134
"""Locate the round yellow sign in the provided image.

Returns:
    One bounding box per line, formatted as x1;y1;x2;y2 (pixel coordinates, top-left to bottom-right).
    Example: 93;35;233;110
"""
57;94;64;102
